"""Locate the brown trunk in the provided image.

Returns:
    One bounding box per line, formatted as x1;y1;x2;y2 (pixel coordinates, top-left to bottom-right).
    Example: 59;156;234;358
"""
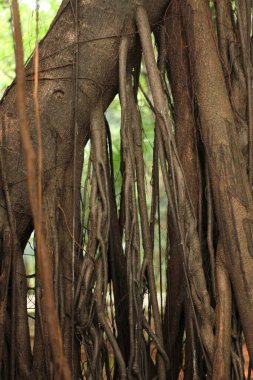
136;4;214;369
1;0;252;378
0;1;170;377
163;2;202;377
181;0;253;362
0;225;11;366
212;242;232;380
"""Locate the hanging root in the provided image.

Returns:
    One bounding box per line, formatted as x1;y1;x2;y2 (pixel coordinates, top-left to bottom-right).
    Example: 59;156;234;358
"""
119;25;169;377
135;5;215;368
87;99;127;379
119;35;142;378
130;78;169;378
212;242;232;380
95;258;127;379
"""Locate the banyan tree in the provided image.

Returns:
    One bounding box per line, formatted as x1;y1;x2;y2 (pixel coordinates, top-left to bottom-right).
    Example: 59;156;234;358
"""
0;0;253;379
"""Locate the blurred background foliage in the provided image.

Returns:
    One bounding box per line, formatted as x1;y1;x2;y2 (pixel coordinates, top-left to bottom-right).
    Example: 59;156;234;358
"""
0;0;61;95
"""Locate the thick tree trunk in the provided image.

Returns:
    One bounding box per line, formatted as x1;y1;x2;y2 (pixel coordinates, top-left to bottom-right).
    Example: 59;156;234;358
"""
1;0;253;378
163;2;201;377
0;0;169;377
181;0;253;362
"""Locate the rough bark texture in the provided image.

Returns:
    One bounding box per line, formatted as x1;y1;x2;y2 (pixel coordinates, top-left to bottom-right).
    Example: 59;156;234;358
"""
163;1;201;377
212;242;232;380
0;0;170;378
181;0;253;362
1;0;253;378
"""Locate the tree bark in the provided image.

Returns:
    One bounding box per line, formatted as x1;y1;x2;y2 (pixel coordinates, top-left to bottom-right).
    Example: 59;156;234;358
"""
0;0;170;377
163;2;201;377
181;0;253;362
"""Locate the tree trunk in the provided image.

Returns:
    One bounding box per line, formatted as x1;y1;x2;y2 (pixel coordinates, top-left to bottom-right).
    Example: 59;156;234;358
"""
1;0;253;378
163;1;201;377
181;0;253;363
0;0;169;377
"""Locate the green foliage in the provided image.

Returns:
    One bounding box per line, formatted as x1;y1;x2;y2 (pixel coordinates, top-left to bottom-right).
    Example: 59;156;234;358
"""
106;95;122;197
0;0;61;96
0;0;15;94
